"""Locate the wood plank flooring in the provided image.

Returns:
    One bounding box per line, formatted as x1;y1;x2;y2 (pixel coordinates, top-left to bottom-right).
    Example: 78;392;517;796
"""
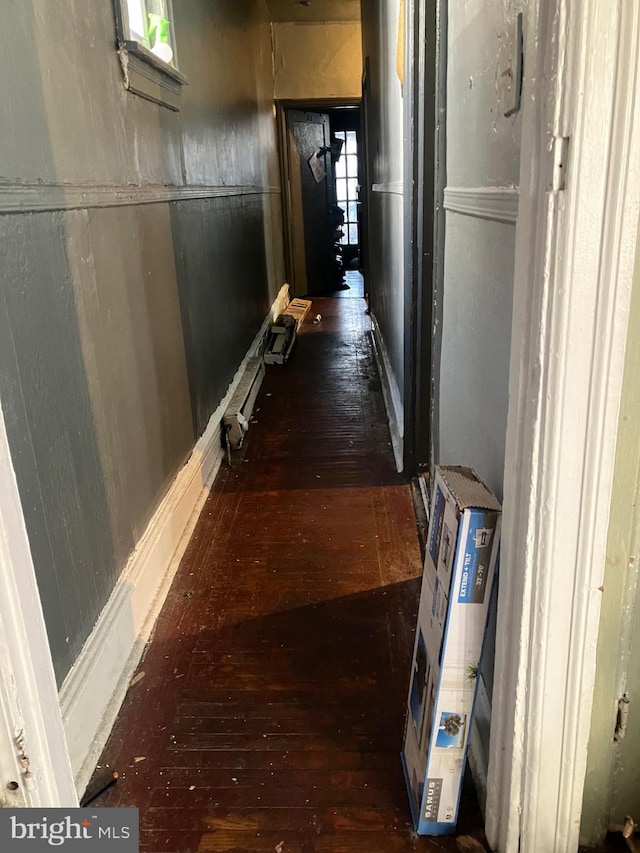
90;297;485;852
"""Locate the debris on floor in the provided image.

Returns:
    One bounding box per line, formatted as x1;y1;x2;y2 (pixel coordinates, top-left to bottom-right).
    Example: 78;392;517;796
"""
283;297;312;330
88;297;486;851
263;297;312;366
264;314;297;365
80;770;119;807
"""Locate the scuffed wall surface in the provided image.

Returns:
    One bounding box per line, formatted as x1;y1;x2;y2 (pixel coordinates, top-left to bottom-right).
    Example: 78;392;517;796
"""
67;205;195;555
361;0;405;407
436;0;524;779
273;22;362;100
179;0;279;188
0;0;181;186
171;195;273;437
447;0;522;188
439;216;516;496
438;0;523;498
0;212;117;681
0;0;284;683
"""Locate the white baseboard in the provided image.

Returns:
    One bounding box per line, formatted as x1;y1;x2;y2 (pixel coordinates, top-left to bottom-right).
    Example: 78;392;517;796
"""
370;315;404;472
60;283;290;795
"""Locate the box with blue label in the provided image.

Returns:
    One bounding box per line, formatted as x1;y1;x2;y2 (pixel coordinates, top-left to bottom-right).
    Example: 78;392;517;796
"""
402;466;501;835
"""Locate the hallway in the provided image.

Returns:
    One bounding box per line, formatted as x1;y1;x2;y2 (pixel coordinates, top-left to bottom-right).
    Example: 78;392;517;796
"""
89;297;480;851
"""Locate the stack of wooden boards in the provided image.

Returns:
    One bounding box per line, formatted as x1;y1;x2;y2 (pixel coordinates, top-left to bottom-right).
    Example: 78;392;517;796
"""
264;297;312;365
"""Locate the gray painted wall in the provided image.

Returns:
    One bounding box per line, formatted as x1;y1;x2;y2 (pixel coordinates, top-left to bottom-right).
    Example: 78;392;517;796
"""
435;0;524;801
437;0;523;500
438;215;516;499
361;0;405;410
1;0;285;684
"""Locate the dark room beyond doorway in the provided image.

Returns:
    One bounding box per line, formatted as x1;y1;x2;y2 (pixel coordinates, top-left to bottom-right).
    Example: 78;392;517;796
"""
281;104;362;298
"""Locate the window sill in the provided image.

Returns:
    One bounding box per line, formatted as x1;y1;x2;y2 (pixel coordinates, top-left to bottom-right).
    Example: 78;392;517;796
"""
118;41;188;111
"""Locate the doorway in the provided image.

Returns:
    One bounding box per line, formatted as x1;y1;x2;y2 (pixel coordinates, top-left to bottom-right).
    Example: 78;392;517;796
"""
279;102;362;298
331;107;365;300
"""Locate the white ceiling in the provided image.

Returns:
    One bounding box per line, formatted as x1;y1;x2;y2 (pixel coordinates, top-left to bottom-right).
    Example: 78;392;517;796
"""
266;0;361;24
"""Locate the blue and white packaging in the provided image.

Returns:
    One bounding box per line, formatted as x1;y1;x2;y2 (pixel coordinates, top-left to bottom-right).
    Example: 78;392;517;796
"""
402;466;501;835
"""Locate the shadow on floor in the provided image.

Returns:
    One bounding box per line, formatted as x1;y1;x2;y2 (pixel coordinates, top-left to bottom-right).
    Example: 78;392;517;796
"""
87;294;486;852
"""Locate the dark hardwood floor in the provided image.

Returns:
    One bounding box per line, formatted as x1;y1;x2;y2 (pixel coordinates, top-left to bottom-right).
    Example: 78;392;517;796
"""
89;296;485;852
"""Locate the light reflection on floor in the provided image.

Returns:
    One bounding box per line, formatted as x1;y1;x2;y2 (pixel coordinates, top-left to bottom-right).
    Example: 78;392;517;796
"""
335;270;365;298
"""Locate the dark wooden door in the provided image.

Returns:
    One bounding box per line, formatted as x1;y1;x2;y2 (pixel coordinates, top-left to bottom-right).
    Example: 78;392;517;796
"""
287;110;335;296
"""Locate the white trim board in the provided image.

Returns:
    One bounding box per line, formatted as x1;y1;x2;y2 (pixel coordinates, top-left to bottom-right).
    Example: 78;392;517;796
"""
370;315;404;472
0;403;78;808
486;2;640;852
443;186;519;224
0;182;281;215
60;283;290;795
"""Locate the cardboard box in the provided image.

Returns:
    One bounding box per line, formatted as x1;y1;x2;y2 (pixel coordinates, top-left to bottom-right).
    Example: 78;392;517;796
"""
402;466;501;835
415;568;447;668
283;297;312;330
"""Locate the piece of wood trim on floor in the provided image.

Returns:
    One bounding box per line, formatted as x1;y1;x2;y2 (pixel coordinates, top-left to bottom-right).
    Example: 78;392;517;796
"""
60;283;290;795
370;314;404;472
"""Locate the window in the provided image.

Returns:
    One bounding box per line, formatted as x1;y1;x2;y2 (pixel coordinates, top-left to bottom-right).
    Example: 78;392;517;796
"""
114;0;187;111
334;131;359;247
121;0;178;67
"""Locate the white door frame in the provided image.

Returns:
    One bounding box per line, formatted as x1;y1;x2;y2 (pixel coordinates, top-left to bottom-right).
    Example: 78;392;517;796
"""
0;399;77;807
487;2;640;852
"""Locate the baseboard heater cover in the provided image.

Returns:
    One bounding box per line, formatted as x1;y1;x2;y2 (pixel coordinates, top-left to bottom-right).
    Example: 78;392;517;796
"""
222;356;265;450
264;314;297;365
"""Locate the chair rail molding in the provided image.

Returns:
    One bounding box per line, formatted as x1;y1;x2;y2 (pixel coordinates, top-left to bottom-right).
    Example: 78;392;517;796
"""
371;181;404;195
443;186;519;224
0;182;281;215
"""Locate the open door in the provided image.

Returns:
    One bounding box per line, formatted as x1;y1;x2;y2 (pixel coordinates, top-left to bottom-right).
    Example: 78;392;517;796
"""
286;110;337;296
